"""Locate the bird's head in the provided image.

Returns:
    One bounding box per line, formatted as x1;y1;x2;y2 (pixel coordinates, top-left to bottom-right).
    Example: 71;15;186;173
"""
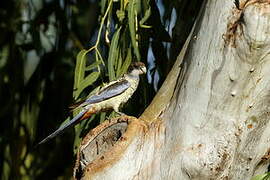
128;62;147;76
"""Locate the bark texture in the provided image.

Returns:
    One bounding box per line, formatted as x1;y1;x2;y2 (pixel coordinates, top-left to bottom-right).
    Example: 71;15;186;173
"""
74;1;270;179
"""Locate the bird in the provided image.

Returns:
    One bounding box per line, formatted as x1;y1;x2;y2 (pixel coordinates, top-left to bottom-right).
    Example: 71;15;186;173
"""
38;62;146;145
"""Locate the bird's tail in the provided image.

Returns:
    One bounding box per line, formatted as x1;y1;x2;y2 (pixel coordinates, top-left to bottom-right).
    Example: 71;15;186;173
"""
37;109;87;145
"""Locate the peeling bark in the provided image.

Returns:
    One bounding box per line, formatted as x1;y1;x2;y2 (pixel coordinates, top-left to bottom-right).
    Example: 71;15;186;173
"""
74;1;270;179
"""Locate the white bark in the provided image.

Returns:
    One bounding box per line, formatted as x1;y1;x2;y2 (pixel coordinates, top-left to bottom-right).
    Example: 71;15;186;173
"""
74;1;270;179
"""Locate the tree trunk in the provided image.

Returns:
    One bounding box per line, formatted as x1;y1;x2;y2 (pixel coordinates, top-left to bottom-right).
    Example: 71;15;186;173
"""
73;1;270;179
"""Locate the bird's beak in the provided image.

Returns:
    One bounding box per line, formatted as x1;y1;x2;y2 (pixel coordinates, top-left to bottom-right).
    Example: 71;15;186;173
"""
140;66;147;74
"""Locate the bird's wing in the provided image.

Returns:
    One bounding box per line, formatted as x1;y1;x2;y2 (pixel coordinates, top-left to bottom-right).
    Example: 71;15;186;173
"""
76;79;130;108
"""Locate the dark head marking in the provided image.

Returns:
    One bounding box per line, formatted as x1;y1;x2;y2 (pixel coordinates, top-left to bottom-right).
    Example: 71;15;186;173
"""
128;62;145;72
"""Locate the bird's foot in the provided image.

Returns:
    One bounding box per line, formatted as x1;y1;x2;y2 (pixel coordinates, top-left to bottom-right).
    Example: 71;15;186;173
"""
115;111;127;117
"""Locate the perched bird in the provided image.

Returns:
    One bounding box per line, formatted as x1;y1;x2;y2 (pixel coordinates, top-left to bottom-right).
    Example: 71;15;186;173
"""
38;62;146;145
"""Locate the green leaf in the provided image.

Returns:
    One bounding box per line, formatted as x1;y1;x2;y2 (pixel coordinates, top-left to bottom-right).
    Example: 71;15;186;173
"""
128;0;141;60
59;117;71;127
134;0;141;14
251;172;270;180
75;71;100;99
264;173;270;180
116;50;123;77
119;47;132;76
108;111;117;119
114;47;120;72
116;10;125;22
85;61;102;71
99;112;106;123
139;7;151;28
74;49;88;95
108;27;121;81
101;0;107;15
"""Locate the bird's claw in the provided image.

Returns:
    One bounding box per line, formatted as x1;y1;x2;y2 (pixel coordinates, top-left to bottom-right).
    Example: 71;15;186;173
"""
115;111;127;116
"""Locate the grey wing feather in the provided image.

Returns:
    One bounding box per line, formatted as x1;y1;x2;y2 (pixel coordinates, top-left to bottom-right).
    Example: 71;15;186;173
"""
37;109;87;145
79;79;130;107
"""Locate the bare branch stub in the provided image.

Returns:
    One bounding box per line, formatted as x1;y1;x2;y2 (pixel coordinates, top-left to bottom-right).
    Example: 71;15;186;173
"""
73;116;131;179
